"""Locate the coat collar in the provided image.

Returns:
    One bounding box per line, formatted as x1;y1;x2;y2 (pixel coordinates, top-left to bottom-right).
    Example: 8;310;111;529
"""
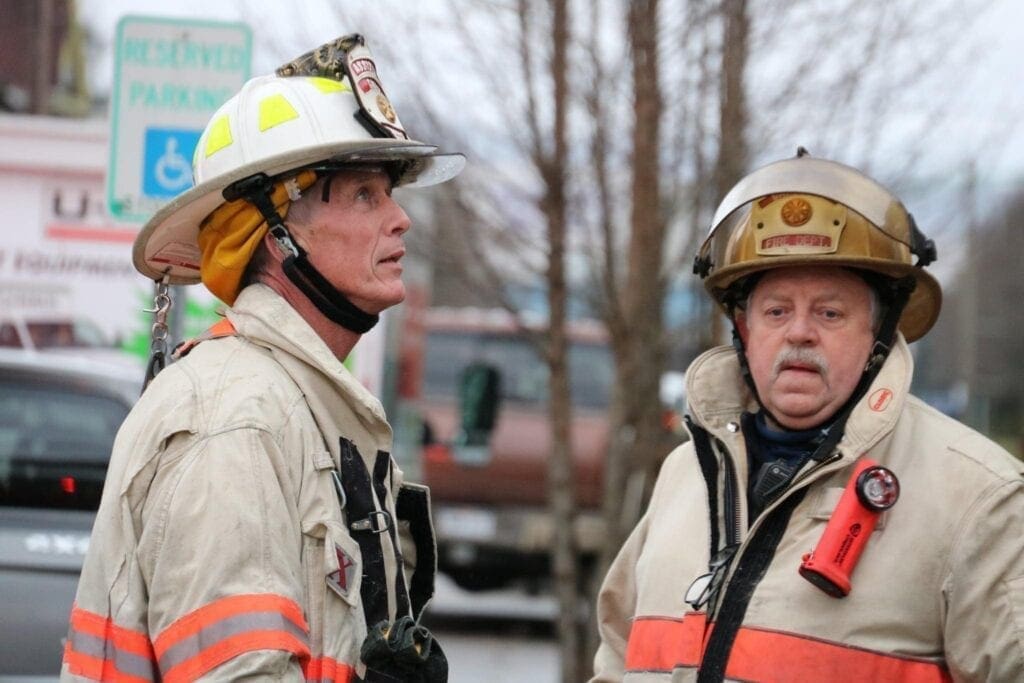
226;284;392;454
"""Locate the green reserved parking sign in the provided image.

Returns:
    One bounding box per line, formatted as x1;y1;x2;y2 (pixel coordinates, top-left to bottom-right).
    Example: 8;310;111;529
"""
107;15;251;223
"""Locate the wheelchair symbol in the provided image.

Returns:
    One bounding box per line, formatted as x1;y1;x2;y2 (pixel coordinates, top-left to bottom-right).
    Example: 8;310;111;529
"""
155;138;191;191
143;127;201;199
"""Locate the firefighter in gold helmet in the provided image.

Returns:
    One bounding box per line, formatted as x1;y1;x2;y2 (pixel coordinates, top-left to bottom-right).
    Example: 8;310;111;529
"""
63;36;458;682
593;152;1024;682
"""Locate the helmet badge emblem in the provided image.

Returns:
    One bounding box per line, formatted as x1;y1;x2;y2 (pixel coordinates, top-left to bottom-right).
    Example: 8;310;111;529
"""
781;197;813;226
377;94;397;123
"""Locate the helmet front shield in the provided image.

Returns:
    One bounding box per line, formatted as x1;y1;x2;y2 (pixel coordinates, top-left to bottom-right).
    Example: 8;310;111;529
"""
699;157;932;272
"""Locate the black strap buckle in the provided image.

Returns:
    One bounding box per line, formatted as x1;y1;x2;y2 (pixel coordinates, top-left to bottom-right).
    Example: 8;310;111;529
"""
351;509;393;534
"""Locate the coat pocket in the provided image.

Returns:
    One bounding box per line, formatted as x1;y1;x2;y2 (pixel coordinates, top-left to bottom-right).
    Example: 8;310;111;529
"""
302;520;366;662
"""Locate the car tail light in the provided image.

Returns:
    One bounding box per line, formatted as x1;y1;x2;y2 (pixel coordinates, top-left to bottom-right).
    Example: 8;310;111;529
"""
424;444;454;465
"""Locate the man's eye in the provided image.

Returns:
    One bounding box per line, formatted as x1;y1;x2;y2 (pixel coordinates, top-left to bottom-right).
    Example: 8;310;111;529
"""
822;309;841;320
766;308;786;318
355;187;371;201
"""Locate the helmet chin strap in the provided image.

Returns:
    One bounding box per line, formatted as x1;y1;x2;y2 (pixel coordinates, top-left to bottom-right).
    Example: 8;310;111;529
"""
228;173;379;334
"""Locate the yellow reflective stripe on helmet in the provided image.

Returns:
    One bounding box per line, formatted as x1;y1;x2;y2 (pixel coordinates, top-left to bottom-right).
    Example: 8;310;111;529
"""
204;115;233;158
258;94;299;132
309;76;350;93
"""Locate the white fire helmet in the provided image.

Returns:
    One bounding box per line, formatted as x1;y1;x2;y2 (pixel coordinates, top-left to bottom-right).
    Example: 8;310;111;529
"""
133;35;464;284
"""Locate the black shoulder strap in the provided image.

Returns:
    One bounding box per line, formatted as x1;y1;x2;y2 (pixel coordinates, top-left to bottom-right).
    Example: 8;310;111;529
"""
395;483;437;620
696;488;807;682
339;439;412;627
686;415;720;557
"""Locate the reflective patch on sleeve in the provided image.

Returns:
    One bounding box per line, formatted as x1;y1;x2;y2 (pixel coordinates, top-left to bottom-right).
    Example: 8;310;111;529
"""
63;603;157;682
153;593;311;682
303;656;356;682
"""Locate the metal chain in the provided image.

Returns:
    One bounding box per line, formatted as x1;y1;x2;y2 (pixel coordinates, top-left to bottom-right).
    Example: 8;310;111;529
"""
142;277;172;392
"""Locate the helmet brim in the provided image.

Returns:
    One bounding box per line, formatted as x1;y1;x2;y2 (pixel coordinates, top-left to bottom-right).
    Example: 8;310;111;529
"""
133;138;464;284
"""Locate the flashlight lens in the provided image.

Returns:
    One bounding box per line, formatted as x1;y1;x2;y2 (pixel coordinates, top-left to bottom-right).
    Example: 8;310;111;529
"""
856;466;899;511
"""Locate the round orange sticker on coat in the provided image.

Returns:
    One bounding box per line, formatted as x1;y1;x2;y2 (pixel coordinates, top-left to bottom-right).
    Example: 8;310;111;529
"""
869;388;894;412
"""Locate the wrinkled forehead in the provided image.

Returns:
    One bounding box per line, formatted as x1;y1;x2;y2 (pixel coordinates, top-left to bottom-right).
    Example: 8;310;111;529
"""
749;265;874;300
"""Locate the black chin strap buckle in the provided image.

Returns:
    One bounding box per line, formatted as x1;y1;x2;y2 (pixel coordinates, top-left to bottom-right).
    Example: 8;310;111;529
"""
224;173;305;260
223;172;274;204
693;254;713;277
907;212;937;267
865;339;891;373
269;224;300;259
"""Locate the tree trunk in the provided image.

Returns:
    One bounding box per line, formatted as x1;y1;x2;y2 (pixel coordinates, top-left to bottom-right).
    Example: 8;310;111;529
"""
708;0;750;346
542;0;579;681
584;0;667;672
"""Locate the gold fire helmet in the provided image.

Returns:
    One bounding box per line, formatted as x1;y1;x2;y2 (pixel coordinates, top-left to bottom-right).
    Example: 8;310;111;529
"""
694;153;941;341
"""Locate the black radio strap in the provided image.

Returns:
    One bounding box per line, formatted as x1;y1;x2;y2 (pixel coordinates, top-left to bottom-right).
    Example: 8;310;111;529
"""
696;488;808;682
339;438;402;627
686;416;721;557
371;450;411;619
395;484;437;620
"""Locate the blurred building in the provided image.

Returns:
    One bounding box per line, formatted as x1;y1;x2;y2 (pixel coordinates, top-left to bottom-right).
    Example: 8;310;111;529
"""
0;0;91;116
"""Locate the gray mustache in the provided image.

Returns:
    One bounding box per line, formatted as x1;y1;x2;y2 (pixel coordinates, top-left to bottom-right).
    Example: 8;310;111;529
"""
772;347;829;377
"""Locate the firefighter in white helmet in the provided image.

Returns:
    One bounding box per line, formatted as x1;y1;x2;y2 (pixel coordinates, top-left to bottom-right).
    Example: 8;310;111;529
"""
63;35;460;682
593;151;1024;682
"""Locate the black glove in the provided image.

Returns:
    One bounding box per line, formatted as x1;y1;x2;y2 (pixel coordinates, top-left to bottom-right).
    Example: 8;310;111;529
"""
360;616;448;682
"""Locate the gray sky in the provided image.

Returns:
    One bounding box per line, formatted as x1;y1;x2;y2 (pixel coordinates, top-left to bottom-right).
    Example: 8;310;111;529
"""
77;0;1024;282
78;0;1024;172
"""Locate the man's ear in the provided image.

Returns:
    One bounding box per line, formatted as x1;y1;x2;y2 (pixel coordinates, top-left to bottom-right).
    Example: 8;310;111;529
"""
735;311;750;346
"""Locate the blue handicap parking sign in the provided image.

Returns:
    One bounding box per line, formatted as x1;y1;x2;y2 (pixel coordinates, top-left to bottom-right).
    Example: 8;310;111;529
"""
142;127;201;198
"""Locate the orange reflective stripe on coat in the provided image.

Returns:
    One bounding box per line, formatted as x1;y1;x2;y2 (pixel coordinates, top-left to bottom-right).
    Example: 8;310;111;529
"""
64;604;157;682
626;613;707;671
152;593;311;683
304;656;356;682
626;615;952;682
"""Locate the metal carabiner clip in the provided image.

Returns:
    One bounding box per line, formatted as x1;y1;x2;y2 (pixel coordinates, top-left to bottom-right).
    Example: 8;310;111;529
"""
330;469;347;510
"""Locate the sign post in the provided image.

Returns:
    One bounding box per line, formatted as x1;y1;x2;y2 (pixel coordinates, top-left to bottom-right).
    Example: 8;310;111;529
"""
107;15;251;223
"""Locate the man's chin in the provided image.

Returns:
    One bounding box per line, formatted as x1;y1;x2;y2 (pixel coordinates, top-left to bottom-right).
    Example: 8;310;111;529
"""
768;397;833;430
350;288;405;314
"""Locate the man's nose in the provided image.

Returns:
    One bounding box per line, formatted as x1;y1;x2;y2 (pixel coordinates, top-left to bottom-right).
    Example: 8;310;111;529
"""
387;197;412;236
784;310;818;345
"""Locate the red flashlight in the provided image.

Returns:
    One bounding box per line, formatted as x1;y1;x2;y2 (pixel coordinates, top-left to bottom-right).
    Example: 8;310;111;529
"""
799;458;899;597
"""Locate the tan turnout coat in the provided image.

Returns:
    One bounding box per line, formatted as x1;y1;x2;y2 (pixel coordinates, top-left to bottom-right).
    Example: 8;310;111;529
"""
594;336;1024;682
62;284;412;682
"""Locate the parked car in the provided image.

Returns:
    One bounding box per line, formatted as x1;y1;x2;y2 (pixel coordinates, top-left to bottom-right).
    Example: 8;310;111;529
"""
0;349;139;677
408;308;616;591
0;316;110;350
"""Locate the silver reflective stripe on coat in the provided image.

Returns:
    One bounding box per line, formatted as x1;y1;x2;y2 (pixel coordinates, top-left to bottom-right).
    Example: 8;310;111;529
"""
157;610;310;672
65;630;156;680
